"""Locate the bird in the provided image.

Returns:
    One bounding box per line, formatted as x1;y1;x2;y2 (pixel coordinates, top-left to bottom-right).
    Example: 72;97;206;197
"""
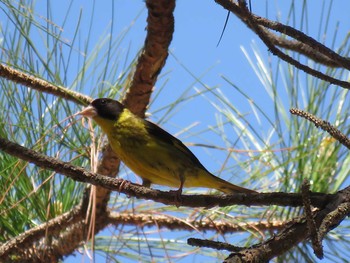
78;98;256;196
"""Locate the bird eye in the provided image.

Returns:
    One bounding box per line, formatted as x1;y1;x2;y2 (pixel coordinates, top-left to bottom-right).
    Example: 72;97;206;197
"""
100;99;107;105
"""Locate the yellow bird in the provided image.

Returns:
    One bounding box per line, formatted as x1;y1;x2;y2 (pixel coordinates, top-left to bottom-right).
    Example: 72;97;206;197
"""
79;98;256;195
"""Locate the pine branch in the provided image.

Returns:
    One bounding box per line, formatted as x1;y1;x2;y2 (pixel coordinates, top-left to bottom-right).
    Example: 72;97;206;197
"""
0;136;334;208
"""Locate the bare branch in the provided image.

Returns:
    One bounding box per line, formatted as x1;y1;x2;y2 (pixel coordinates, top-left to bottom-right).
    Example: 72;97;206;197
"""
259;28;341;68
252;16;350;69
0;63;92;105
214;0;350;89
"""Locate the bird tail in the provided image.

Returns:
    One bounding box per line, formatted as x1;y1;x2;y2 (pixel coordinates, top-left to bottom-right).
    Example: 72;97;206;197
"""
212;175;257;194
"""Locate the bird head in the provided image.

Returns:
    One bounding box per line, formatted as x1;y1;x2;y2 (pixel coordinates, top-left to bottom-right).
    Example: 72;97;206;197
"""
79;98;124;120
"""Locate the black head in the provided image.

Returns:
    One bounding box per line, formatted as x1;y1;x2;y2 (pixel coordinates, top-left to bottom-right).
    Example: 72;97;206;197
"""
91;98;124;120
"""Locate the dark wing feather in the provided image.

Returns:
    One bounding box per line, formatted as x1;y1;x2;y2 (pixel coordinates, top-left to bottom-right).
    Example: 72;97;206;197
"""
144;120;208;171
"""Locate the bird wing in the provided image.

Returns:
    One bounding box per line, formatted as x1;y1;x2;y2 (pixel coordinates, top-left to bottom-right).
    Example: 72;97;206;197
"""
144;119;208;171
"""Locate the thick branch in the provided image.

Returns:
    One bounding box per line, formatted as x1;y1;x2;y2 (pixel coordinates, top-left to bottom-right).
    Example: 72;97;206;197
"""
0;205;84;260
123;0;175;116
1;216;109;262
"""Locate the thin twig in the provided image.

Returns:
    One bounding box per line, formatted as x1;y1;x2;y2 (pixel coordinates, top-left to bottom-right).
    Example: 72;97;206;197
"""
252;16;350;69
290;108;350;149
107;212;287;233
188;238;244;252
318;202;350;242
302;180;323;259
259;28;341;67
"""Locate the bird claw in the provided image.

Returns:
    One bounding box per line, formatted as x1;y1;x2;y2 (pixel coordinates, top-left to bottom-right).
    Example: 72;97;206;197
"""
169;188;183;207
118;180;131;197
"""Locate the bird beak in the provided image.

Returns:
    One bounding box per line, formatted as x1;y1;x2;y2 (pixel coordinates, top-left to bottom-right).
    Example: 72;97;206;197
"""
78;105;97;118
